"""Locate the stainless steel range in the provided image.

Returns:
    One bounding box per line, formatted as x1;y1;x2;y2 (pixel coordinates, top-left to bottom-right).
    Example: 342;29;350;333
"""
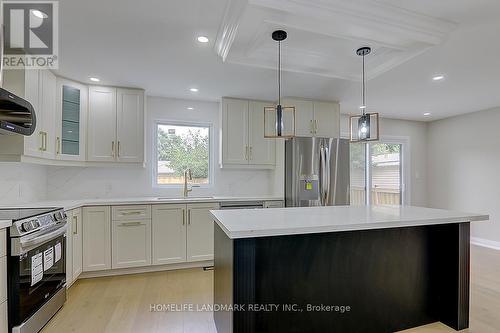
1;207;67;333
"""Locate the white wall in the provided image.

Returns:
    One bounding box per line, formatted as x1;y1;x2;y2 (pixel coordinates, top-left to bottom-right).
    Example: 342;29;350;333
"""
46;96;276;200
427;107;500;246
340;114;429;206
0;163;47;205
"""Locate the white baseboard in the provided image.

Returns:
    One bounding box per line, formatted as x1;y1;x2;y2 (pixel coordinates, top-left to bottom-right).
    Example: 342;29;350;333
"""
471;237;500;251
77;260;214;280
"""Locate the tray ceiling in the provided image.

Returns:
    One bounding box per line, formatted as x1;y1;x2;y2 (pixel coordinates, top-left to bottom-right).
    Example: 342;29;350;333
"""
215;0;457;81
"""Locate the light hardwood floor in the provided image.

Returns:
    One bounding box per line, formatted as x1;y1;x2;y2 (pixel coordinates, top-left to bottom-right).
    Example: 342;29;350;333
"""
42;245;500;333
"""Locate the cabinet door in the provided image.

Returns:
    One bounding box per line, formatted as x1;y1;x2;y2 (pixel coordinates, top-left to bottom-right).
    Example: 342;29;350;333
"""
221;98;249;165
82;206;111;271
88;86;117;162
55;78;88;161
112;218;151;269
187;203;218;262
285;98;314;137
313;101;340;138
248;101;275;166
116;89;144;163
152;204;186;265
40;70;56;159
72;208;83;279
23;69;42;157
65;210;73;286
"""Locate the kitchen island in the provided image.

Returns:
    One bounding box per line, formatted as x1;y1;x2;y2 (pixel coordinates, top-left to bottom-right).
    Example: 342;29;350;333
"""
210;205;489;333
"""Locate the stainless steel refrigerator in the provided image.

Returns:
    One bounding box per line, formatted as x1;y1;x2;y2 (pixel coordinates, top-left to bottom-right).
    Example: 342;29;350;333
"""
285;137;350;207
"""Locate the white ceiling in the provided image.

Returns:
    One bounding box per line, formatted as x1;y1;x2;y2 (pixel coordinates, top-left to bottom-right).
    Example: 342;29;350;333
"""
55;0;500;121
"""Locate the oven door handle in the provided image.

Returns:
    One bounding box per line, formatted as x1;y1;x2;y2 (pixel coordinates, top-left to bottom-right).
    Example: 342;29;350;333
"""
20;224;67;250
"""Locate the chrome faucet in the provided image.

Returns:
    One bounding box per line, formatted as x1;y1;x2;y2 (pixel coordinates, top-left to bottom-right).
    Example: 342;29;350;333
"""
183;168;192;197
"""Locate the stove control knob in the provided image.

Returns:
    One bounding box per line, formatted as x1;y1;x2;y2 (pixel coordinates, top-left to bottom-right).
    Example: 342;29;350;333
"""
21;221;33;232
32;220;40;228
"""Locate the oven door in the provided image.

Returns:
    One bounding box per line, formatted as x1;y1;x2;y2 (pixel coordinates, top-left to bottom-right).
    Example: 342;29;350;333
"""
8;223;67;328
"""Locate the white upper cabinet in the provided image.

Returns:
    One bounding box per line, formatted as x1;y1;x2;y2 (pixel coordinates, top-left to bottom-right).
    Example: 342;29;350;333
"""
220;97;276;168
248;101;275;166
24;69;43;157
116;88;144;163
87;87;144;164
313;101;340;137
39;70;57;159
221;98;248;165
284;98;340;138
55;78;88;161
0;69;57;160
88;86;117;162
285;98;314;137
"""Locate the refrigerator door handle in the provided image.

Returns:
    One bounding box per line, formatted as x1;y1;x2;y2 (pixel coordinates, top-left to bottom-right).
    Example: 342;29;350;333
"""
324;145;331;204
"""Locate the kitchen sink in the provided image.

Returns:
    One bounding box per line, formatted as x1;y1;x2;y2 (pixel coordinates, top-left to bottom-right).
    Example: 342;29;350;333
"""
155;196;214;201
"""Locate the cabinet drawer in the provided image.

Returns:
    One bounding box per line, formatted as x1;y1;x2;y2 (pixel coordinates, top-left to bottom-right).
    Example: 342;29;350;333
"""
0;257;6;303
112;205;151;220
0;229;5;257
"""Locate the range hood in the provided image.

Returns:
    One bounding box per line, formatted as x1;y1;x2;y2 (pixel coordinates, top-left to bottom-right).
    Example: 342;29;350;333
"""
0;24;37;136
0;87;36;136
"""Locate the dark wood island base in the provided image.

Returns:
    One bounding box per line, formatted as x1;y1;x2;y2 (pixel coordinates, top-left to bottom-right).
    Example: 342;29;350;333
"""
214;222;471;333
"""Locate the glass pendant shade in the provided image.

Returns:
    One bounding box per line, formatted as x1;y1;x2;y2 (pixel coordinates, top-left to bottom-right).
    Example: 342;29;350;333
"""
349;112;379;142
264;104;295;138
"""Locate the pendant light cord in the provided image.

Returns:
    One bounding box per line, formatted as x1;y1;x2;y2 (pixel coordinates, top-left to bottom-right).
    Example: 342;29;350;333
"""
278;40;281;106
362;53;366;115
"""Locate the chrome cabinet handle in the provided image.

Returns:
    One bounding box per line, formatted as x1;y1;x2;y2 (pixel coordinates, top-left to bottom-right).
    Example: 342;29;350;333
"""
314;120;318;133
56;137;61;154
117;141;121;157
244;146;248;160
111;141;115;157
188;210;191;225
73;215;77;235
119;221;143;227
310;120;314;134
249;147;253;160
182;210;185;225
43;132;47;151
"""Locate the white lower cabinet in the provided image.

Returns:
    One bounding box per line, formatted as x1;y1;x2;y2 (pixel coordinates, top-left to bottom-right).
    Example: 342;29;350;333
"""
72;208;83;279
152;204;187;265
83;206;111;271
187;203;218;262
66;214;73;286
112;218;151;269
1;228;7;333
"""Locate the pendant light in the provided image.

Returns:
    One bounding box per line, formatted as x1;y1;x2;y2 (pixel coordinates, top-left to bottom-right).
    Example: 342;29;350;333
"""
264;30;295;138
349;47;379;142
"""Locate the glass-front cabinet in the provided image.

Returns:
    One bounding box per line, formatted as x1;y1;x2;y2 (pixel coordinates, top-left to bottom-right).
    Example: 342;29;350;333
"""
55;78;88;161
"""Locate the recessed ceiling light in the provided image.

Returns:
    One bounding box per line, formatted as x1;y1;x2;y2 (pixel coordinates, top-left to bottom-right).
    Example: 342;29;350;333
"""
31;10;48;19
89;77;100;82
187;107;194;110
197;36;209;43
423;112;431;116
359;105;366;110
432;75;445;81
189;88;198;92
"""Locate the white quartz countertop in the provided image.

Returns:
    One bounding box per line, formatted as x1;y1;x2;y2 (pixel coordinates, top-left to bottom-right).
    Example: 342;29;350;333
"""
0;196;283;212
210;205;489;239
0;220;12;229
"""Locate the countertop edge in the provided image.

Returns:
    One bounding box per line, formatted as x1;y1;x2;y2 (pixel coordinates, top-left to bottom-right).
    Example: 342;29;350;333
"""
211;212;490;240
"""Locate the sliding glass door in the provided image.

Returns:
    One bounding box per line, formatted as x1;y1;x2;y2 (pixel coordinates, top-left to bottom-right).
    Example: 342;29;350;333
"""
350;142;404;205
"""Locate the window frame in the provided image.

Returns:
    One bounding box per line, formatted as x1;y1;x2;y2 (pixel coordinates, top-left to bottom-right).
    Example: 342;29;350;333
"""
152;119;214;189
348;135;411;205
